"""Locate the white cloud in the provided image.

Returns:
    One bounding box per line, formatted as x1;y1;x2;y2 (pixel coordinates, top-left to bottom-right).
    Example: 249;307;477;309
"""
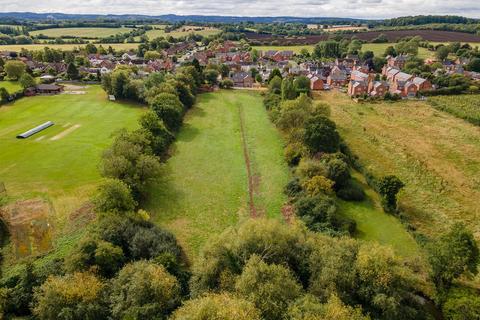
0;0;479;19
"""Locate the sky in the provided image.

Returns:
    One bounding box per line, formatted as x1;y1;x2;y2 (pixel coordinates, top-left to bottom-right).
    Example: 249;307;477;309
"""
0;0;479;19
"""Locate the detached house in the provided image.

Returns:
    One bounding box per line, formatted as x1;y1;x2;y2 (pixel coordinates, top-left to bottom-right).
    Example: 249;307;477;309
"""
386;55;408;69
327;66;348;87
348;80;368;97
231;71;254;88
368;81;390;97
310;76;325;91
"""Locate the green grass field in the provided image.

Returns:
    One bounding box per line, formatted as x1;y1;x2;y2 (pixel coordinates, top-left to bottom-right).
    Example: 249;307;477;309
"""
146;90;290;258
0;43;139;52
0;85;143;267
429;94;480;126
322;91;480;241
339;172;419;257
361;43;433;59
29;27;133;38
0;81;21;93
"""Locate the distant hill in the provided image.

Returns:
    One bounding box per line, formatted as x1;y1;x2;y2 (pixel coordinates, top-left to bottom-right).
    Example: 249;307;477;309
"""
0;12;372;24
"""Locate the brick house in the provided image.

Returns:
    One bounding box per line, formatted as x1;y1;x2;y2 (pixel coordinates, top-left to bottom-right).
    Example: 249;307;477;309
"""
347;80;368;97
368;81;389;97
231;71;254;87
327;66;348;87
387;55;408;69
310;76;324;91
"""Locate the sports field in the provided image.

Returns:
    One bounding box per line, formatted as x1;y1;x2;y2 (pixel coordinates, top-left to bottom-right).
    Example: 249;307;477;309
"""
29;27;133;38
322;91;480;241
146;90;290;258
0;85;143;264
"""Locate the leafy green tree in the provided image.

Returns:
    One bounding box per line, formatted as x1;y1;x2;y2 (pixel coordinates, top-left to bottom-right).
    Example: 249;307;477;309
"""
288;294;369;320
0;87;9;102
33;272;109;320
268;75;282;94
150;93;184;131
268;68;282;82
377;175;404;213
303;115;340;154
435;46;450;61
383;46;397;57
66;62;79;80
428;223;479;290
110;261;180;319
19;73;35;89
467;58;480;72
138;110;174;156
101;129;161;198
313;40;341;59
294;76;311;95
65;237;125;278
93;179;137;214
235;255;303;320
171;293;261;320
281;76;297;100
190;219;310;296
144;50;162;60
203;68;219;85
110;69;130;99
4;60;25;80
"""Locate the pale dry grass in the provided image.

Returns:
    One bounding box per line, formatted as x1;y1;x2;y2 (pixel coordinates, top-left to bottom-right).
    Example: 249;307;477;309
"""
321;91;480;240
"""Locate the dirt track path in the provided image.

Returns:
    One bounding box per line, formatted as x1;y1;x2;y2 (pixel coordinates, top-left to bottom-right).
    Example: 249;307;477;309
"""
238;103;258;218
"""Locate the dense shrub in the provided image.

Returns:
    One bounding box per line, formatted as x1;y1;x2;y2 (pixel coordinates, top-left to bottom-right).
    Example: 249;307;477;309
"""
138;110;174;156
110;261;180;319
442;287;480;320
294;194;342;234
33;272;109;320
235;256;303;320
284;142;307;166
337;181;366;202
171;293;261;320
303;115;340;154
284;177;304;198
150;93;184;132
288;294;369;320
94;179;137;214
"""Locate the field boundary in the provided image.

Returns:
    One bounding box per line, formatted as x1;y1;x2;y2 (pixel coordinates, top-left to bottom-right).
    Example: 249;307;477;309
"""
238;103;258;217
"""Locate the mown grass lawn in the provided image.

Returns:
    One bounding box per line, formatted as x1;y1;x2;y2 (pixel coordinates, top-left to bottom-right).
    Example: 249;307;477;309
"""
145;25;221;40
0;81;22;93
29;27;133;38
322;91;480;242
361;43;433;59
0;85;143;268
146;90;289;258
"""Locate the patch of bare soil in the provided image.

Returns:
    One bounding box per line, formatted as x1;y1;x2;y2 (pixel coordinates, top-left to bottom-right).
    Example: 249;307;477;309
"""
281;204;295;224
50;124;81;141
1;199;53;258
238;104;259;217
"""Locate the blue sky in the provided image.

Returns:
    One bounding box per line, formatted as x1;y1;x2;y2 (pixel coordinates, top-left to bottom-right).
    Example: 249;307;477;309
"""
0;0;479;19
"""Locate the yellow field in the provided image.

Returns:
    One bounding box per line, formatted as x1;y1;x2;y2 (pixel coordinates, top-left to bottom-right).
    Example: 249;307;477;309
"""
29;27;133;38
0;43;139;52
320;91;480;241
146;25;221;39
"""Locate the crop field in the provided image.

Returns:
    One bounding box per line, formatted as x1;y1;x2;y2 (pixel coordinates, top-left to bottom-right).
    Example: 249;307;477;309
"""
428;94;480;126
0;85;143;266
29;27;133;38
0;81;21;93
0;43;139;52
145;25;221;39
321;91;480;241
252;45;315;54
146;90;290;258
